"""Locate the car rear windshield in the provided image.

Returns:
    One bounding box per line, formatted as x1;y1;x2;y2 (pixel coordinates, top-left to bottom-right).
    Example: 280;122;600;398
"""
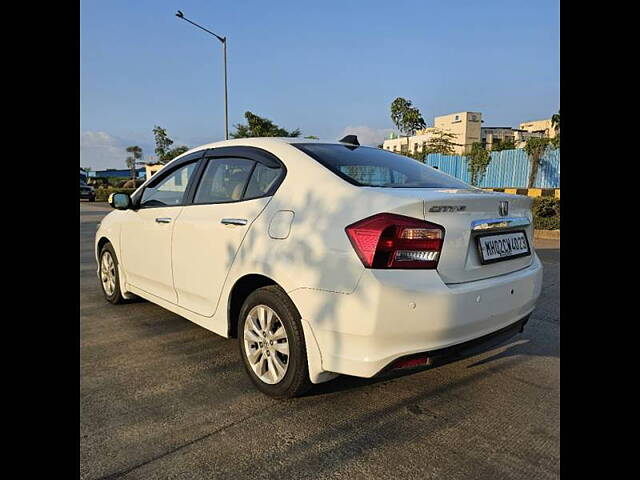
293;143;471;189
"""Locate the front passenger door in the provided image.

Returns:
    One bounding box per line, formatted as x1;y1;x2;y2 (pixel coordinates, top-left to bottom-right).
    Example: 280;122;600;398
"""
120;158;200;303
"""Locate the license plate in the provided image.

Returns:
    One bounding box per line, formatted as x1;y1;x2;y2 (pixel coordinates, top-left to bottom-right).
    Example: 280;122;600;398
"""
476;230;531;264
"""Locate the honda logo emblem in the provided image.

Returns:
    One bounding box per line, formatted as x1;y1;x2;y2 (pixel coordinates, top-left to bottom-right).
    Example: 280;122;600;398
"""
499;201;509;216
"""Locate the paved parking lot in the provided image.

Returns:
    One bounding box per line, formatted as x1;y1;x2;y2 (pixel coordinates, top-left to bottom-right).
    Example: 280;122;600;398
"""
80;202;559;480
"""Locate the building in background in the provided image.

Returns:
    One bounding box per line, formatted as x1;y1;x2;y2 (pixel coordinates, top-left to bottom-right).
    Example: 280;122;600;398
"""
480;127;545;150
145;163;164;179
80;168;88;183
432;111;482;154
383;112;557;155
519;118;558;138
382;112;482;155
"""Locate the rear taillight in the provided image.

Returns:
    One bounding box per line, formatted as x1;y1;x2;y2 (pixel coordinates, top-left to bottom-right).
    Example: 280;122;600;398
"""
345;213;444;269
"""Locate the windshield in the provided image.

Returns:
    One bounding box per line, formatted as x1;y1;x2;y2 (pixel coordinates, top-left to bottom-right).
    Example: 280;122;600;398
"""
293;144;472;189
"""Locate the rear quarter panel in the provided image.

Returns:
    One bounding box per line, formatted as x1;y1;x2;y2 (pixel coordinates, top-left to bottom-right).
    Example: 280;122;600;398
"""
216;144;458;327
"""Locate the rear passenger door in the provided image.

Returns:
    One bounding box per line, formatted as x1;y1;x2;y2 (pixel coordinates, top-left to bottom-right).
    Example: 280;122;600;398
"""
171;147;285;317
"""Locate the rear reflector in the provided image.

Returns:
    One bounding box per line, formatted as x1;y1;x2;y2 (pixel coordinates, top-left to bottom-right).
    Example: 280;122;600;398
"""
345;213;445;269
391;356;428;369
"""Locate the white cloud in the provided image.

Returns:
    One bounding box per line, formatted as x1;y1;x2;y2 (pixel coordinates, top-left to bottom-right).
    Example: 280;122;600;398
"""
80;131;128;171
80;131;159;170
340;126;395;147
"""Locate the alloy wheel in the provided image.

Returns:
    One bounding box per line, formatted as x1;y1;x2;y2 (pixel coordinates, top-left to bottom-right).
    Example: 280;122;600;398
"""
100;251;116;296
243;304;290;384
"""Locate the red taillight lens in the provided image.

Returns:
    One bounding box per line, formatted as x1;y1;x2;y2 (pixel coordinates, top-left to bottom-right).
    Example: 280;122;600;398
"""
345;213;444;269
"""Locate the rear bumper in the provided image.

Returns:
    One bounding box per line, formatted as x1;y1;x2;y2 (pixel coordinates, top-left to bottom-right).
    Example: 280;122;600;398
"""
290;252;543;379
377;314;529;375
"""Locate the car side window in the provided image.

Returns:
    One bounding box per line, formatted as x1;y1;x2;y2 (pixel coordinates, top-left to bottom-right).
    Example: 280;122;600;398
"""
193;158;255;204
244;163;283;199
140;162;197;207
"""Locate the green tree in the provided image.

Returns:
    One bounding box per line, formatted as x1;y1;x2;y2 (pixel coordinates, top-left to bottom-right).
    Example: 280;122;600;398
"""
551;110;560;149
551;110;560;132
153;125;189;164
125;146;143;180
169;145;189;158
304;135;319;139
423;129;459;156
524;137;551;188
390;97;426;153
231;111;301;138
491;138;517;151
466;142;491;186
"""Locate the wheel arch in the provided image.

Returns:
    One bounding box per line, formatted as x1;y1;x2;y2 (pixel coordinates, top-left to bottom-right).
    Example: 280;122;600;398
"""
96;236;111;259
227;274;299;338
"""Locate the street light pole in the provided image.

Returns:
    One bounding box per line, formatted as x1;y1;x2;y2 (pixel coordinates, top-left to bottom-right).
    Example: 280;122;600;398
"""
223;38;228;140
175;10;229;140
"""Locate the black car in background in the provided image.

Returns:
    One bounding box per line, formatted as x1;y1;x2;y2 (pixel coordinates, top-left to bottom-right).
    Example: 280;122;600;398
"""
80;182;96;202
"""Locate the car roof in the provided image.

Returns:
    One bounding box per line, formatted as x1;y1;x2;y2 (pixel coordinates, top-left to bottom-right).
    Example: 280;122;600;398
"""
131;137;363;199
179;137;362;158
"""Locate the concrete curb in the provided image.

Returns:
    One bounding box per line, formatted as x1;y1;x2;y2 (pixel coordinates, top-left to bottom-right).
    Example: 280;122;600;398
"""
534;230;560;240
484;188;560;199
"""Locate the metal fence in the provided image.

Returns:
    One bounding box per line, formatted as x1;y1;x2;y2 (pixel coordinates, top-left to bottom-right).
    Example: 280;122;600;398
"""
425;148;560;188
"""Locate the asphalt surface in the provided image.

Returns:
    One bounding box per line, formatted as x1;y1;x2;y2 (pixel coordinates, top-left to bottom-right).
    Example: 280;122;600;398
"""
80;202;560;480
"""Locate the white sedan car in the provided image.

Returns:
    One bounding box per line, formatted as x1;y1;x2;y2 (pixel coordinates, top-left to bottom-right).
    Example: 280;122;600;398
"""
95;136;542;398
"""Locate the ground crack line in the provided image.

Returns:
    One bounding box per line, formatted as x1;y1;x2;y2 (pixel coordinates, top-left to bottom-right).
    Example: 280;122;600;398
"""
94;412;256;480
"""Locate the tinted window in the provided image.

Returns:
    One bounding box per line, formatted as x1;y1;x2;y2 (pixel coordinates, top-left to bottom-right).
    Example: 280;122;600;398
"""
140;162;197;207
194;158;254;204
294;144;471;189
244;163;282;199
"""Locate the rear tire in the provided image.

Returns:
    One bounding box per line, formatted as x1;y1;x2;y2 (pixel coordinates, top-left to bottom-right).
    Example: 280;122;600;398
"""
238;285;312;399
99;242;125;304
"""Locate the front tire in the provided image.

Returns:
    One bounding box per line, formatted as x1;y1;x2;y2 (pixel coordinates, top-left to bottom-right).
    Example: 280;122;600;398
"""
238;285;312;399
99;242;125;304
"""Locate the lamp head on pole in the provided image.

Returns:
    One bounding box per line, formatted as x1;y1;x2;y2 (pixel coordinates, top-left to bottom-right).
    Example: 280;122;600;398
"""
176;10;184;18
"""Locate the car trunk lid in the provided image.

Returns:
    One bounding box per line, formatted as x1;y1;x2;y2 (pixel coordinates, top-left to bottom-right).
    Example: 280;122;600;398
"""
372;188;534;284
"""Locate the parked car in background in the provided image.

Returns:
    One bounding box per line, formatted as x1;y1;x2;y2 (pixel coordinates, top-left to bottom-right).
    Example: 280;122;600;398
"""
95;136;542;398
80;181;95;202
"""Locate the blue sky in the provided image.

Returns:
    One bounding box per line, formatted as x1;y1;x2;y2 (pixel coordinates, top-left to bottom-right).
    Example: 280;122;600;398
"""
80;0;559;170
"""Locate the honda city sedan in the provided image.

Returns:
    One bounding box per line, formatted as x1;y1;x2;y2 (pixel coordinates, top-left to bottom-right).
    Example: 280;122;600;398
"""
95;136;542;398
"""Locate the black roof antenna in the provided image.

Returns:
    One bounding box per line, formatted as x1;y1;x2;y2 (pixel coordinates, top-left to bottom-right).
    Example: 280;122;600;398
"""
339;135;360;146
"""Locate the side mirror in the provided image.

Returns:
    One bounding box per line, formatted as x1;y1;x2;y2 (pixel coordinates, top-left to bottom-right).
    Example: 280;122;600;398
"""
108;193;131;210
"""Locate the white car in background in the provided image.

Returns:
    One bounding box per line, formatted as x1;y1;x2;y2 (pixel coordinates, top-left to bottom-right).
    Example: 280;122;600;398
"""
95;136;542;398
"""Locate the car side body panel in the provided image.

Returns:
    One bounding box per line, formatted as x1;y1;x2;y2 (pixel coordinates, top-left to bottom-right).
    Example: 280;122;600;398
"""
171;196;272;317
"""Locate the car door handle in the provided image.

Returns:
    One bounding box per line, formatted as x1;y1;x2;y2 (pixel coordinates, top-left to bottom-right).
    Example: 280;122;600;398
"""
221;218;248;226
155;217;172;224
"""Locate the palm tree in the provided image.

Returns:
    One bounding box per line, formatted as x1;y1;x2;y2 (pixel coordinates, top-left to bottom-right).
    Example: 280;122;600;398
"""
125;146;143;182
